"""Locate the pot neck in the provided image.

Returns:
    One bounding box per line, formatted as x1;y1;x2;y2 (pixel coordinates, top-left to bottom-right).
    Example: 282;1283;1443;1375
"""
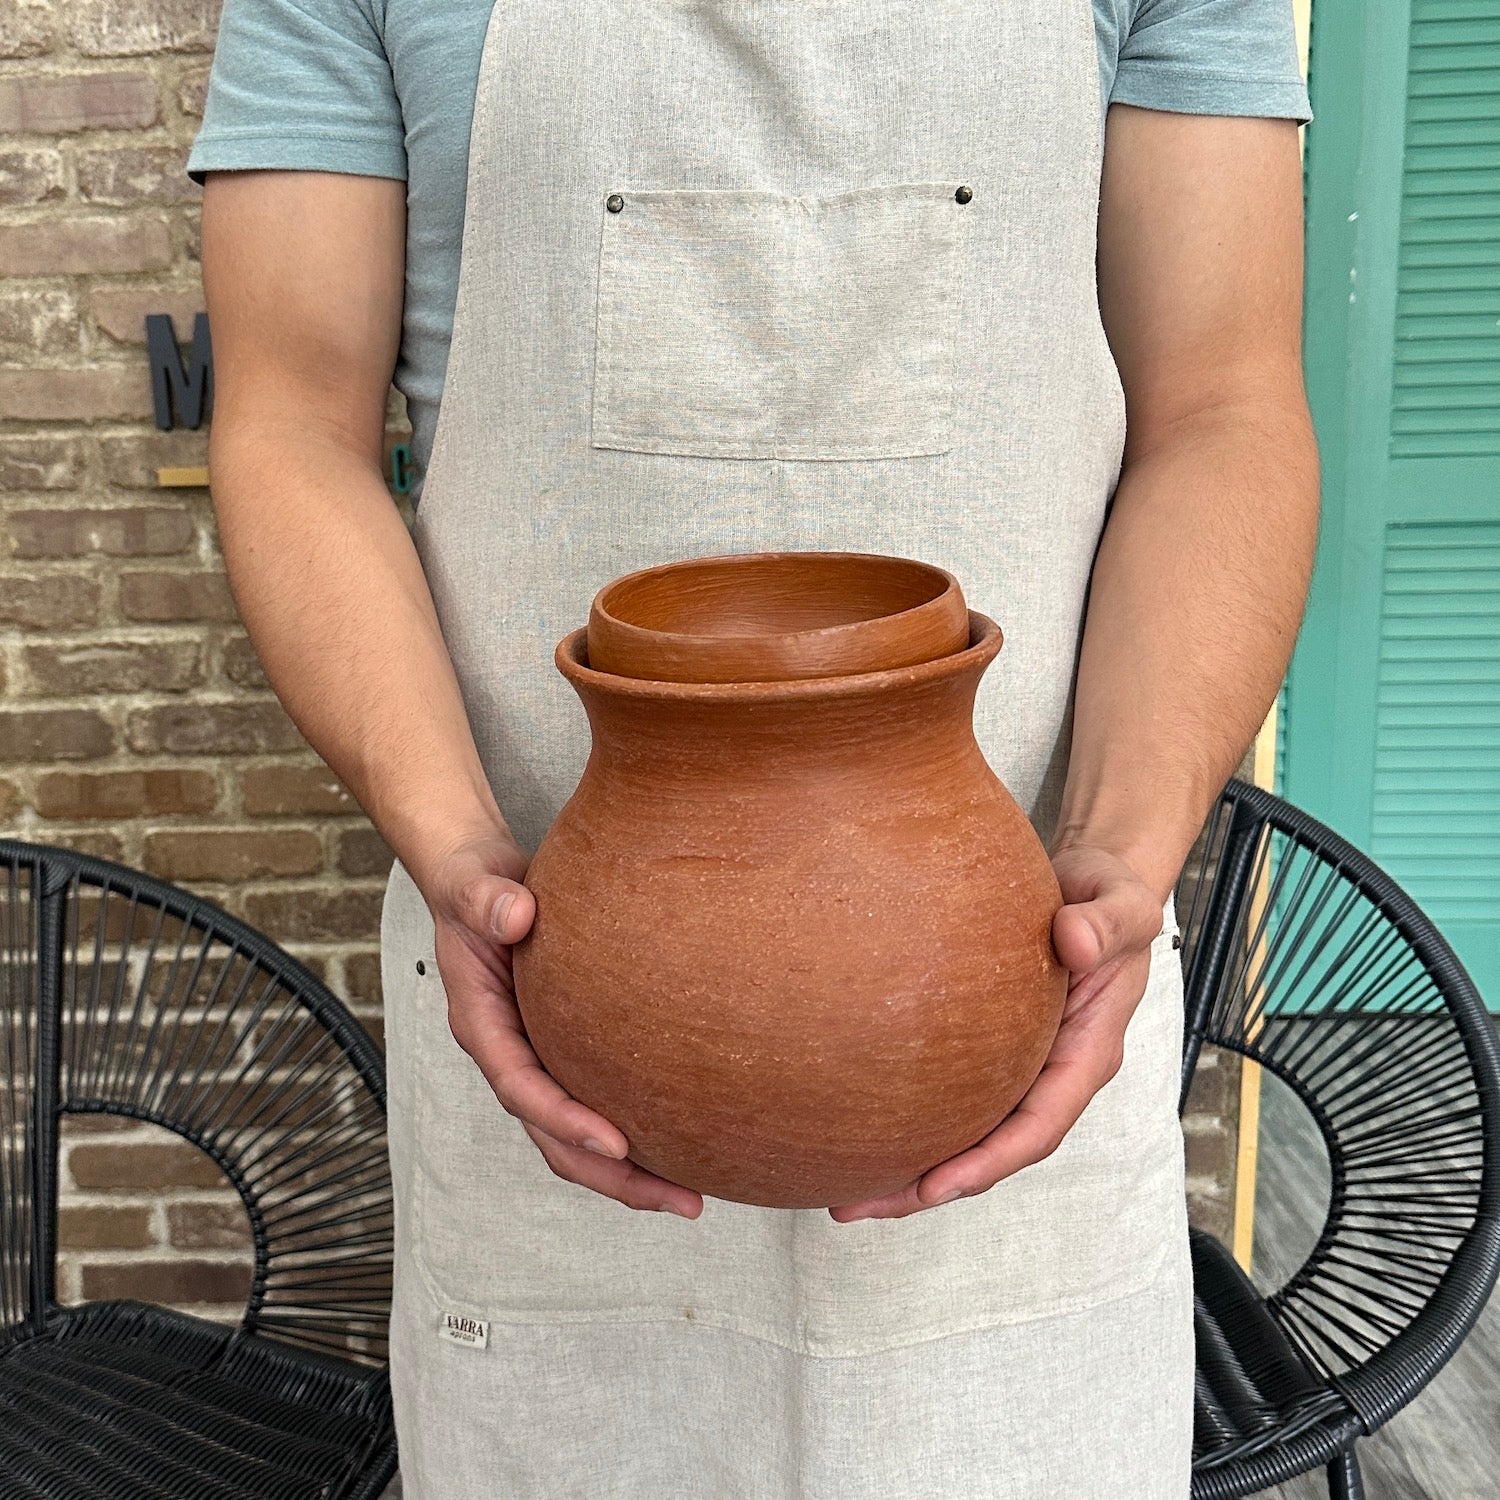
568;654;995;795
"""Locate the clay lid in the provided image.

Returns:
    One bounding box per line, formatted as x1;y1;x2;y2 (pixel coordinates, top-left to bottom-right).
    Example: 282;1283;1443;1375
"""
586;551;969;684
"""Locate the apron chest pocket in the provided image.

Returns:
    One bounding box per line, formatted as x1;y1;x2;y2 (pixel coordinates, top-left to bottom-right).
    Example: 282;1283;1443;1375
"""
590;180;971;461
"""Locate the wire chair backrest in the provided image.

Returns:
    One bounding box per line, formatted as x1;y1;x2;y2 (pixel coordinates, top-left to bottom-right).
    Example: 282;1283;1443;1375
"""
1176;780;1500;1429
0;840;393;1367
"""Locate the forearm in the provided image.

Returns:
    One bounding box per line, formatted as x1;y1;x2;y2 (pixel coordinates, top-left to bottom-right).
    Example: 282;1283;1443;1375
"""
208;420;510;891
1051;393;1320;903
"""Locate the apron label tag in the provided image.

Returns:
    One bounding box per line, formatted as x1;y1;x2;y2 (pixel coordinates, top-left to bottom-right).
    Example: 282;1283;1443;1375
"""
439;1311;490;1350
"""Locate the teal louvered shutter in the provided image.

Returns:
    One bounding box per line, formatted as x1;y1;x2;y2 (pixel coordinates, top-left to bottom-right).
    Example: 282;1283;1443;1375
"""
1285;0;1499;1002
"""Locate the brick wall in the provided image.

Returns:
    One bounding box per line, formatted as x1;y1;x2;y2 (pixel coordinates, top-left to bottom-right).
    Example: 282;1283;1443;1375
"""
1;0;410;1321
2;0;1243;1319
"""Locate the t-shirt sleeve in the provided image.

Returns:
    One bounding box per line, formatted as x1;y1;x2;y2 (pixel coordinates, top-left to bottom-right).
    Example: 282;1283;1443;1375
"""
1111;0;1313;124
185;0;406;186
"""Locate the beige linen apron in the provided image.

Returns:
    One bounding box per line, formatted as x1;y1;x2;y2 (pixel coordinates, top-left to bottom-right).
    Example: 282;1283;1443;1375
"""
379;0;1194;1493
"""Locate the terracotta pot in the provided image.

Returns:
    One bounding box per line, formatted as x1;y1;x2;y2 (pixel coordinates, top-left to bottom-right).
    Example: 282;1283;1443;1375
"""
511;562;1067;1209
588;551;969;683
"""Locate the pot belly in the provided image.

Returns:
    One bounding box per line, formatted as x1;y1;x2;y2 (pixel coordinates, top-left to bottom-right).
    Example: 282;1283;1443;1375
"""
511;774;1065;1208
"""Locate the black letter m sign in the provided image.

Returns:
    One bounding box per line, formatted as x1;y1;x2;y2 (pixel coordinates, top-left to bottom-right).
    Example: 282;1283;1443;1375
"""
146;313;213;430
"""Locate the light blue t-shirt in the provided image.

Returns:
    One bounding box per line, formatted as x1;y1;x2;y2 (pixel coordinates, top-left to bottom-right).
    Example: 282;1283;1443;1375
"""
186;0;1312;508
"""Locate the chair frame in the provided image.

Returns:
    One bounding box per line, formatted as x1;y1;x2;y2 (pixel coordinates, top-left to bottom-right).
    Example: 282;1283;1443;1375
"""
0;837;399;1500
1178;779;1500;1499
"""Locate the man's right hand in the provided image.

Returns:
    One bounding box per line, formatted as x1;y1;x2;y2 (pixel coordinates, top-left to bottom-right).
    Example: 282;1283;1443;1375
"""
417;829;705;1219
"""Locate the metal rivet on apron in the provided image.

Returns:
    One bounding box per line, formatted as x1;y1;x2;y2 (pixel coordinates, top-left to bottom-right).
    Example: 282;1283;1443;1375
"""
606;193;624;213
954;184;973;204
416;959;427;975
1171;934;1182;951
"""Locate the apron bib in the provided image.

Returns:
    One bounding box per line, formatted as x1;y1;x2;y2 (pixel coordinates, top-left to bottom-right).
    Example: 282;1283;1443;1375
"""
380;1;1194;1492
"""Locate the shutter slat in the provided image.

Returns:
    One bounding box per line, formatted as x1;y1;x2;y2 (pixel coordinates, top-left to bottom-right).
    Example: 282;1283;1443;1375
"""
1371;520;1500;927
1392;3;1500;459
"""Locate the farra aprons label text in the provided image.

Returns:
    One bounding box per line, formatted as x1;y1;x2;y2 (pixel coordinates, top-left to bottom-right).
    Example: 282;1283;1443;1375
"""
439;1311;490;1349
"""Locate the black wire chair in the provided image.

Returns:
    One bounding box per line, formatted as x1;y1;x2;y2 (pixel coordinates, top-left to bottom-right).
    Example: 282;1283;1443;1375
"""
1176;780;1500;1499
0;839;397;1499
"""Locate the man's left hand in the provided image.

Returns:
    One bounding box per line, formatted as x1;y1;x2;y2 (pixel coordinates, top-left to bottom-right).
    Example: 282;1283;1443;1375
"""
826;842;1166;1222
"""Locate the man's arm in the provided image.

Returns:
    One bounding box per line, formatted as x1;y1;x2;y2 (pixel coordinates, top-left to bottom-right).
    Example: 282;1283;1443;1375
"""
1056;104;1319;900
201;170;703;1216
830;105;1319;1220
201;170;504;883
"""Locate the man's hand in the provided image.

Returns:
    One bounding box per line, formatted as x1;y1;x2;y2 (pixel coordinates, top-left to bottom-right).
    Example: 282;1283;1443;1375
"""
826;844;1164;1223
420;829;705;1220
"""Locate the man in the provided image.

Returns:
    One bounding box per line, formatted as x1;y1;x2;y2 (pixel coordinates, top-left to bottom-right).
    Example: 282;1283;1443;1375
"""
188;0;1318;1493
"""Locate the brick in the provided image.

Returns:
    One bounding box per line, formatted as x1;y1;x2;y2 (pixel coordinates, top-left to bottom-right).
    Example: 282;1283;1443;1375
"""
167;1201;252;1251
0;366;156;423
0;434;84;491
53;645;155;705
92;284;204;345
242;886;385;943
33;767;217;819
220;634;268;689
30;829;124;861
56;960;132;1008
0;214;170;276
0;576;100;629
292;949;332;984
58;1114;136;1135
0;707;113;764
0;287;76;359
144;827;323;881
58;1204;155;1251
99;429;208;486
120;569;238;622
355;1010;386;1053
78;144;201;206
176;65;209;117
1186;1193;1233;1244
8;504;195;559
73;1;221;58
342;950;384;1012
1184;1122;1234;1184
79;1259;252;1307
242;1009;350;1077
0;71;157;133
241;764;356;816
337;824;392;877
23;640;204;697
69;1139;227;1191
0;146;64;206
211;1068;346;1122
68;891;160;944
126;700;305;756
0;779;18;818
1184;1059;1236;1119
71;1012;224;1075
0;1;54;57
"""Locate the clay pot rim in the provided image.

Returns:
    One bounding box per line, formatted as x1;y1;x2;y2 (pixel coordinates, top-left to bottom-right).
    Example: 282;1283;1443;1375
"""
557;608;1003;701
591;551;964;653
